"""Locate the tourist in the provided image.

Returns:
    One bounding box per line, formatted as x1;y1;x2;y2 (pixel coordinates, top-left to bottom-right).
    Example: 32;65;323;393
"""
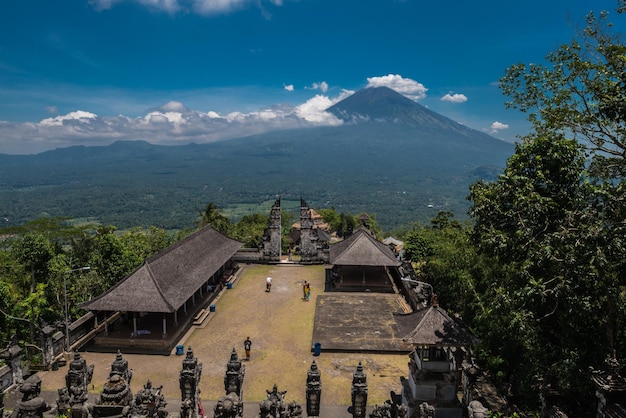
305;282;311;301
244;337;252;361
266;276;272;292
302;281;308;300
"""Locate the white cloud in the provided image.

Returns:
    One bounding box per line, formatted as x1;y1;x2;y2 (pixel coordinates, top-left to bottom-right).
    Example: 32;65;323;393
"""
139;0;182;13
307;81;329;93
284;84;294;92
89;0;121;10
0;92;351;154
366;74;427;101
490;121;509;133
294;95;342;124
90;0;285;15
158;101;187;112
193;0;247;15
40;111;98;126
441;93;467;103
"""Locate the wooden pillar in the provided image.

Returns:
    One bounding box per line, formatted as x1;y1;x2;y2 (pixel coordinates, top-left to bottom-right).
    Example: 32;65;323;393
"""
184;301;187;315
162;314;167;337
192;293;196;306
174;310;178;326
133;314;137;337
104;312;108;336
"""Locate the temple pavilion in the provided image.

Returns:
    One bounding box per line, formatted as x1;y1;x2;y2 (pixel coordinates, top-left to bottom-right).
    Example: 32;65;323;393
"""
80;225;242;354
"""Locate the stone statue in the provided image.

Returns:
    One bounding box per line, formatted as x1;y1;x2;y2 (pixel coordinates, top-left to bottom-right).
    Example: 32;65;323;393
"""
110;350;132;385
351;362;368;418
9;375;50;418
59;351;94;418
91;353;134;418
133;380;168;418
65;352;94;390
98;374;133;406
56;387;71;415
256;384;286;418
213;393;241;418
305;360;321;417
255;384;302;418
417;402;434;418
368;393;408;418
286;400;303;418
179;347;202;418
68;385;91;418
215;349;244;417
467;400;488;418
224;348;245;396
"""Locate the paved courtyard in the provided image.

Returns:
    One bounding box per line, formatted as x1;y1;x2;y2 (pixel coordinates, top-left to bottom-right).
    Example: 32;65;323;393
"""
5;263;412;417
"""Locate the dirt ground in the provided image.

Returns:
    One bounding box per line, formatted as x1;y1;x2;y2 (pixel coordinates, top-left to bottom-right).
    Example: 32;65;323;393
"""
34;263;409;407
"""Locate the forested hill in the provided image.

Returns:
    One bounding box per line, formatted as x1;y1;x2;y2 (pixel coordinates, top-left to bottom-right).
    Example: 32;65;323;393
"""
0;88;514;230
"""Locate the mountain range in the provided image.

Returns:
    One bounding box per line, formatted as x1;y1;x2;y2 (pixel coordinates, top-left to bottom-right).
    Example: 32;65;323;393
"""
0;87;515;231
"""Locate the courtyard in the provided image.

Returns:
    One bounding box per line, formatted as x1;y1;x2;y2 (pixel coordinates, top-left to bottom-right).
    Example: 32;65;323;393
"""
24;263;410;416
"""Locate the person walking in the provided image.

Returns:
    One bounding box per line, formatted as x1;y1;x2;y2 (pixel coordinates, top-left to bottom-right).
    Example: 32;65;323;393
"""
244;337;252;361
266;276;272;292
305;282;311;301
302;281;308;300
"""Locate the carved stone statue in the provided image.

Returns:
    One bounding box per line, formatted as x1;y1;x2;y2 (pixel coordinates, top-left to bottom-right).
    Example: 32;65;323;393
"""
68;385;91;418
133;380;168;418
369;393;408;418
417;402;434;418
98;374;133;406
257;384;286;418
467;400;488;418
351;362;368;418
91;353;134;418
58;351;94;418
306;360;321;417
9;375;50;418
65;352;94;391
110;350;132;386
286;400;303;418
224;348;244;396
214;349;244;418
213;393;241;418
179;347;202;418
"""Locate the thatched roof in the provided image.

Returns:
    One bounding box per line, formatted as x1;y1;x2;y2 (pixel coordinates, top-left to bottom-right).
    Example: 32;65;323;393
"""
81;226;242;313
399;305;475;347
329;227;400;267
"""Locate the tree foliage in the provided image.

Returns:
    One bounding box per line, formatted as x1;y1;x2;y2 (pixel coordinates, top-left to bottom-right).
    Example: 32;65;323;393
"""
471;11;626;410
197;203;231;235
500;7;626;179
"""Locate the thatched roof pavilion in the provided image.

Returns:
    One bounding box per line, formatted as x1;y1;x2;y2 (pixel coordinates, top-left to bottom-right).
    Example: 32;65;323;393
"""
81;225;242;352
328;227;400;292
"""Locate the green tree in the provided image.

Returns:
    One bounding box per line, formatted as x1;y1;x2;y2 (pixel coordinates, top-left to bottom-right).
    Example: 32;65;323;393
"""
402;229;433;263
119;226;172;260
230;213;268;247
468;136;622;414
317;208;340;231
197;203;231;235
500;7;625;180
10;232;57;293
497;7;626;412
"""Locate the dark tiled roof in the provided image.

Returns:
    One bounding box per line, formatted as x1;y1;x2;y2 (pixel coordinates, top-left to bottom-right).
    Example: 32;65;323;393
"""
399;305;475;346
81;226;242;313
329;228;400;267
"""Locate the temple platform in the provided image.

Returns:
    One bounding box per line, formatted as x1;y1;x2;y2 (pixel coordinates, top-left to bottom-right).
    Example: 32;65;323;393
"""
311;293;414;353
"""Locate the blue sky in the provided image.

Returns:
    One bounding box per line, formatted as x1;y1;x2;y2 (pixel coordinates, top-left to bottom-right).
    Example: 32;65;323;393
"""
0;0;624;154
